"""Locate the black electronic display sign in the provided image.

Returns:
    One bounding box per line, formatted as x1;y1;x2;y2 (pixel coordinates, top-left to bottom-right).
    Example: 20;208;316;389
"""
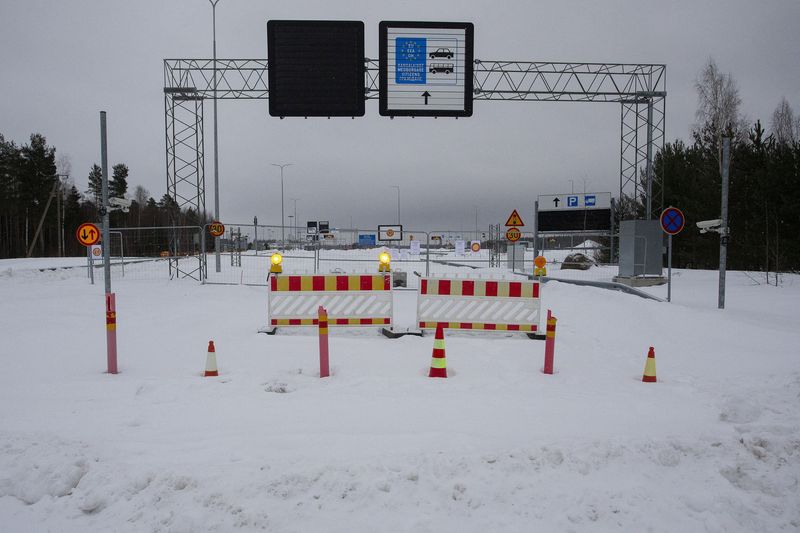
267;20;365;117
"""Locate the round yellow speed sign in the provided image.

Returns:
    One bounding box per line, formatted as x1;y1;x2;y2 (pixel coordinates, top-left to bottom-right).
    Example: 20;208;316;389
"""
506;227;521;242
209;221;225;237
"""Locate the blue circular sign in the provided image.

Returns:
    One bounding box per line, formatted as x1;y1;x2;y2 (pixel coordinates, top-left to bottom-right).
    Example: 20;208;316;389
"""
660;207;685;235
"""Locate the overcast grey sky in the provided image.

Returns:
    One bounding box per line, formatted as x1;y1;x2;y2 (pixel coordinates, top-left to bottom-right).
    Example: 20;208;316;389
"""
1;0;798;231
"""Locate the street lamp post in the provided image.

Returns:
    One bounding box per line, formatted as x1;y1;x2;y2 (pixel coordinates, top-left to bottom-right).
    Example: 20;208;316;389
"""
209;0;222;273
289;197;299;240
390;185;400;225
473;205;478;241
271;163;292;245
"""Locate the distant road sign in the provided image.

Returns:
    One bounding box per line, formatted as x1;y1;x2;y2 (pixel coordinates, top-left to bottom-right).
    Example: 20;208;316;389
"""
538;192;611;212
506;227;521;242
470;241;481;253
209;221;225;237
358;234;376;247
379;21;474;117
505;209;525;227
378;224;403;241
91;244;103;258
660;207;685;235
76;222;100;246
537;192;613;233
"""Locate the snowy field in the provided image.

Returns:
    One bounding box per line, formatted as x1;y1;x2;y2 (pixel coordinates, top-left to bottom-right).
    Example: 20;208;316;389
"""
1;257;798;532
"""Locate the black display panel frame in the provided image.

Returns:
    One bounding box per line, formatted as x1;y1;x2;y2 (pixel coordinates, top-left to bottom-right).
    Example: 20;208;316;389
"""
537;209;613;232
267;20;365;117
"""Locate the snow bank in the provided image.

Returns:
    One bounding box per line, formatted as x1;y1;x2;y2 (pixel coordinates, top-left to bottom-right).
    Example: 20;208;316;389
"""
0;259;798;531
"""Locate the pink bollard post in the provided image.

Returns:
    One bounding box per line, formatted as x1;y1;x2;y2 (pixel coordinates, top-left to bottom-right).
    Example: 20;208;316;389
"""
106;292;118;374
318;305;330;378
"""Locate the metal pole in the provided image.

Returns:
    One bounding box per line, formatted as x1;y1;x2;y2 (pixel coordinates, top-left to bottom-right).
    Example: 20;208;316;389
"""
56;180;61;257
533;200;539;258
391;185;400;224
474;205;478;241
290;198;298;241
667;234;672;302
253;216;258;255
645;99;654;219
426;232;430;276
610;197;616;263
88;245;94;284
101;111;117;374
270;163;292;246
100;112;111;295
719;137;730;309
208;0;222;273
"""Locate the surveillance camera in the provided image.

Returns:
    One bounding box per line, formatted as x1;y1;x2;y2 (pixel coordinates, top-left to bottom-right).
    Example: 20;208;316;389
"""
109;197;132;213
109;197;132;208
696;219;722;233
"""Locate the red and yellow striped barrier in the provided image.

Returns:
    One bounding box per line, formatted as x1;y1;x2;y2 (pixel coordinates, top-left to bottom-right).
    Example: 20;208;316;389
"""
417;277;541;335
267;274;393;331
271;274;390;293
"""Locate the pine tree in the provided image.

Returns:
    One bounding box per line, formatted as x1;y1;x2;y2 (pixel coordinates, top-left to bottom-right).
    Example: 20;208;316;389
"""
20;134;58;255
87;164;102;206
110;163;128;199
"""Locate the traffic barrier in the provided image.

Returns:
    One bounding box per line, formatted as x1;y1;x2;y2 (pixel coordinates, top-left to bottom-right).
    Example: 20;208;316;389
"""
265;274;393;332
204;340;218;377
543;309;556;374
417;278;541;334
428;323;447;378
642;346;657;382
318;306;330;378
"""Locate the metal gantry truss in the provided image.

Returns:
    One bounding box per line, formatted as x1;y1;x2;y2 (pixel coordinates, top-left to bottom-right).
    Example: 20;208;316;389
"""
163;57;666;241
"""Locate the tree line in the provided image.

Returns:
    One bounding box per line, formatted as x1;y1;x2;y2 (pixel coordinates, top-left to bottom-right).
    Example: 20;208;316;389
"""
0;134;205;259
650;59;800;277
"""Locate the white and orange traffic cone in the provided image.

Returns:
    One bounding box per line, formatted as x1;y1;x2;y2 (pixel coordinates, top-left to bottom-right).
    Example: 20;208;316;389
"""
204;340;219;377
428;324;447;378
642;346;656;382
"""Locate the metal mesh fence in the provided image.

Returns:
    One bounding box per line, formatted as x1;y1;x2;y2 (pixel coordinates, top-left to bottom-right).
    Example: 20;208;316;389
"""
105;226;205;281
95;224;667;287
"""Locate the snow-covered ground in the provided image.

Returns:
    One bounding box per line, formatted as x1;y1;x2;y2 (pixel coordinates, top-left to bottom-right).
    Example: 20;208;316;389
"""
1;257;798;532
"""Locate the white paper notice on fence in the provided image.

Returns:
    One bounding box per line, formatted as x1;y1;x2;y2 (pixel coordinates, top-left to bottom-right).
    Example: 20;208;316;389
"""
410;241;421;255
455;240;465;256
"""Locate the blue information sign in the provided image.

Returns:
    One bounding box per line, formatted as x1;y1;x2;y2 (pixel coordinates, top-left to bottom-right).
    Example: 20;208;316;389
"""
395;38;426;84
660;207;685;235
358;234;377;247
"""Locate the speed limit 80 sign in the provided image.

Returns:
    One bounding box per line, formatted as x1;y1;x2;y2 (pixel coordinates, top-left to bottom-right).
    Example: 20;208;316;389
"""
209;221;225;237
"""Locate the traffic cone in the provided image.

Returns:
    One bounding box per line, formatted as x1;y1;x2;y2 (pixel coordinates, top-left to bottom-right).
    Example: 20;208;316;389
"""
204;340;219;377
642;346;656;382
428;324;447;378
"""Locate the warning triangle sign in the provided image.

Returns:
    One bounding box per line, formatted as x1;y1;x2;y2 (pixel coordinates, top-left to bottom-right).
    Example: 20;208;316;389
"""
505;209;525;227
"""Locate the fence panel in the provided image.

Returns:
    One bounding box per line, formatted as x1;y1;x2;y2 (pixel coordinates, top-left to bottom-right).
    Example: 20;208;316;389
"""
106;226;204;282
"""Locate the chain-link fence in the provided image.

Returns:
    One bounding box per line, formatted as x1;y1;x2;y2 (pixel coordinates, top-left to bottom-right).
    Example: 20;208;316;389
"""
103;226;205;281
99;223;665;287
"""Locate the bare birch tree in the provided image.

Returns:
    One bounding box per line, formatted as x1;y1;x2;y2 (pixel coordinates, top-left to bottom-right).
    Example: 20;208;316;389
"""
693;58;745;170
770;97;796;145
